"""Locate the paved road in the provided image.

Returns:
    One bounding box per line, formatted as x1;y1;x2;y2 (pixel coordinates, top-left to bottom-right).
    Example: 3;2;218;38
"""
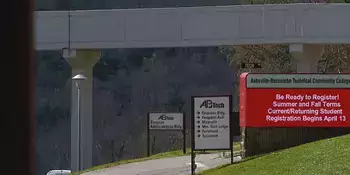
83;153;242;175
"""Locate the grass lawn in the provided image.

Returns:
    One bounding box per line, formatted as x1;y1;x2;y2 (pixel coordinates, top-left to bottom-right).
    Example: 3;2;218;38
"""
200;134;350;175
72;142;241;175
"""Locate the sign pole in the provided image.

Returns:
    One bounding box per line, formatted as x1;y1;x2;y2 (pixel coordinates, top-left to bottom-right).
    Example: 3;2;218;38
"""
191;147;195;175
230;143;234;164
183;112;186;154
229;97;234;164
191;98;196;175
147;112;150;157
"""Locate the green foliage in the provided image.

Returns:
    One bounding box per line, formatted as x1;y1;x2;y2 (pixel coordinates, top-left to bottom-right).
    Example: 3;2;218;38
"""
165;82;185;111
37;103;69;131
36;51;70;89
126;49;154;68
221;45;294;74
220;46;236;67
322;45;350;73
36;51;71;133
167;96;185;111
164;48;178;57
94;57;121;82
222;43;350;74
72;148;192;175
201;134;350;175
94;49;154;82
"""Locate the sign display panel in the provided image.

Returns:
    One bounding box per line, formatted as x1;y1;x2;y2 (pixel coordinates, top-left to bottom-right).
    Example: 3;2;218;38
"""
192;95;232;150
148;113;183;130
240;73;350;127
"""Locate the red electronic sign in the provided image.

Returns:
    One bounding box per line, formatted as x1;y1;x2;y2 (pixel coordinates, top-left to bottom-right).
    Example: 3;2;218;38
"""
240;73;350;127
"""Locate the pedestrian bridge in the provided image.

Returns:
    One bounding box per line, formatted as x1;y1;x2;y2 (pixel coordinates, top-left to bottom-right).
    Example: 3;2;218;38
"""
36;3;350;50
35;3;350;172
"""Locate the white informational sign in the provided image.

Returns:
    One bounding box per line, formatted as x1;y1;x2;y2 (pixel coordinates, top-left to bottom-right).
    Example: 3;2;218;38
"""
246;74;350;88
193;96;231;150
148;113;184;130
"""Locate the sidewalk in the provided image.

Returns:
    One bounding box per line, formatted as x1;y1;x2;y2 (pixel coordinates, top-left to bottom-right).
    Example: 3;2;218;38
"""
82;152;242;175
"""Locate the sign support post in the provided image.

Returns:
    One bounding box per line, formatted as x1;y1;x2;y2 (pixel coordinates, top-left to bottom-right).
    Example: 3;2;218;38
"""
191;147;196;175
147;113;150;157
190;100;196;175
183;113;186;154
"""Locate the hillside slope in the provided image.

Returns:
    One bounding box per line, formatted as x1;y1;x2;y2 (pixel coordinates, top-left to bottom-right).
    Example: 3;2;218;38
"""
203;134;350;175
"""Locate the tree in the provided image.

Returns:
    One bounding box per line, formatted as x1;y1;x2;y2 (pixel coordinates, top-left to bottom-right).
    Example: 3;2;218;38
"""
322;45;350;73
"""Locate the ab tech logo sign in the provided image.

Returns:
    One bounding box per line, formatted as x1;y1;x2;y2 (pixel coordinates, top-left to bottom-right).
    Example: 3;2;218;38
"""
200;100;225;108
158;115;174;120
148;113;184;130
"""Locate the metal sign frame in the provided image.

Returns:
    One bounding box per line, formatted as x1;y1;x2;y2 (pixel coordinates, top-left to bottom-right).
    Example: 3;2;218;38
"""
146;112;186;157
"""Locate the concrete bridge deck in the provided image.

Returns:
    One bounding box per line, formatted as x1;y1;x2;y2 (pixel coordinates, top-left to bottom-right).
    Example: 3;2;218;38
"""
36;3;350;50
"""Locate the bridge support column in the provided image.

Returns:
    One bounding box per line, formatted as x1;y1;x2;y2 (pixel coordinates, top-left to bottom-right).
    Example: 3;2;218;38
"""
289;44;325;73
63;49;101;172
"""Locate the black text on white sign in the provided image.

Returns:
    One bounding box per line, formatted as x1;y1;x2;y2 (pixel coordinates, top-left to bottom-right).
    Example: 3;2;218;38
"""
193;96;231;150
148;113;183;130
